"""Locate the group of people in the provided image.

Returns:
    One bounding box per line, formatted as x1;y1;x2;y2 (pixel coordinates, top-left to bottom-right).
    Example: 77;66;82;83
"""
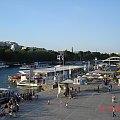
0;91;38;117
64;87;80;98
0;93;20;117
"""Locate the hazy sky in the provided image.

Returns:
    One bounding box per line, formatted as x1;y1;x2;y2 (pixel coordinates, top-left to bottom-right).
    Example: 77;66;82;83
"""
0;0;120;53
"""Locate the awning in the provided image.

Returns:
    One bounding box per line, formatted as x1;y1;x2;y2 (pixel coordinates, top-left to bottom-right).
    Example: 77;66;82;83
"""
117;75;120;79
117;70;120;73
91;70;114;74
98;76;103;79
82;75;87;78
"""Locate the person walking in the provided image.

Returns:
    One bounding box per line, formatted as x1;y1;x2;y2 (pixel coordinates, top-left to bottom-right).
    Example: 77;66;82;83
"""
16;103;19;111
112;95;116;103
78;87;80;93
112;106;116;117
110;84;112;91
97;85;99;93
9;105;13;118
65;102;68;108
108;85;111;92
47;100;50;105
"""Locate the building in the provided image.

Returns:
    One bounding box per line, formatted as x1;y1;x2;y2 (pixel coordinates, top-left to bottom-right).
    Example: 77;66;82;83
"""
0;41;21;51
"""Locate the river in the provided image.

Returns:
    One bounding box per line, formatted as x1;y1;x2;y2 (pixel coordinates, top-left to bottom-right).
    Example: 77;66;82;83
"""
0;67;39;93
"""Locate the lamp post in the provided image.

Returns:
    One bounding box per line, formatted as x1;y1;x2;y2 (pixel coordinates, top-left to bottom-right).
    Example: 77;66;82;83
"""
57;51;65;81
95;57;97;70
29;68;33;93
88;61;90;72
29;69;31;93
54;67;56;83
109;59;110;68
62;52;64;81
56;51;64;97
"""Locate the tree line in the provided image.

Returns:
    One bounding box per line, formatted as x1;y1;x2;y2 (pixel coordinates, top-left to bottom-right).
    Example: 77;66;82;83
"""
0;48;119;64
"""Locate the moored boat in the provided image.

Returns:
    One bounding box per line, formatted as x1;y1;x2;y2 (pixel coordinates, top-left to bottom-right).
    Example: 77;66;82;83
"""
16;80;39;87
19;66;31;70
0;62;9;68
0;88;10;104
15;70;42;87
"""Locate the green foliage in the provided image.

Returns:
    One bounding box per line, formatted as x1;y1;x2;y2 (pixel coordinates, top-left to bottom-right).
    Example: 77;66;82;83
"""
64;50;75;61
110;53;119;57
0;48;119;63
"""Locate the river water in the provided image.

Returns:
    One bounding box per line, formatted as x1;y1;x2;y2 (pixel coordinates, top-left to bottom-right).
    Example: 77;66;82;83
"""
0;68;39;93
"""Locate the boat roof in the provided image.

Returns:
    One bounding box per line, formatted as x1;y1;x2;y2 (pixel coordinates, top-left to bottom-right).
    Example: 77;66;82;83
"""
0;88;9;91
61;79;73;84
91;70;115;74
19;70;30;74
34;65;83;74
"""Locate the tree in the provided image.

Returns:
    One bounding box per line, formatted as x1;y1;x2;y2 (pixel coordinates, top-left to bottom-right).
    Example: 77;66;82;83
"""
64;50;76;61
0;47;119;64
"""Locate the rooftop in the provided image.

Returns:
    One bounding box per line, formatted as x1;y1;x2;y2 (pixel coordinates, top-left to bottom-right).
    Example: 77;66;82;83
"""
33;65;83;74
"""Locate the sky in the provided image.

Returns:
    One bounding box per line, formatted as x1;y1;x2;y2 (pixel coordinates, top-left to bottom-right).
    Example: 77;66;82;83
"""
0;0;120;53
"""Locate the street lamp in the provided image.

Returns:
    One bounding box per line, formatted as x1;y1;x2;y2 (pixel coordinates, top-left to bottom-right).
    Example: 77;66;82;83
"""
29;68;33;93
95;57;97;70
54;67;56;83
62;52;64;80
29;69;31;93
88;61;90;72
57;51;65;81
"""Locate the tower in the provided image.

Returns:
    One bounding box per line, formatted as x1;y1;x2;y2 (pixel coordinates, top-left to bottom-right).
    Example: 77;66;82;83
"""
72;47;73;53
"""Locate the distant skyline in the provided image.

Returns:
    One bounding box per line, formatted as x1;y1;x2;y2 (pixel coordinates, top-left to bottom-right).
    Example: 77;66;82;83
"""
0;0;120;53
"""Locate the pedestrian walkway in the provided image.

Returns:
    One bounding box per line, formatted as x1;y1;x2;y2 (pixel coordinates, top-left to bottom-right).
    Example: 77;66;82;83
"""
1;83;120;120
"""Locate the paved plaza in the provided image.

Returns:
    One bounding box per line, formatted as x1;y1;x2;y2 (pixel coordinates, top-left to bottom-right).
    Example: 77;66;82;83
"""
1;81;120;120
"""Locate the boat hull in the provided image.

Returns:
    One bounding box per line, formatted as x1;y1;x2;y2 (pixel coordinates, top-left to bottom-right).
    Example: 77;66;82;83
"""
16;82;38;87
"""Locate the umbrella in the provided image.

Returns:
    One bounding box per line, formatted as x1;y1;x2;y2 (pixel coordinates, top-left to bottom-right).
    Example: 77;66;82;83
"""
86;73;90;76
98;76;103;79
97;73;101;76
61;79;73;84
93;73;97;75
87;76;94;79
82;75;87;78
117;70;120;73
116;75;120;79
